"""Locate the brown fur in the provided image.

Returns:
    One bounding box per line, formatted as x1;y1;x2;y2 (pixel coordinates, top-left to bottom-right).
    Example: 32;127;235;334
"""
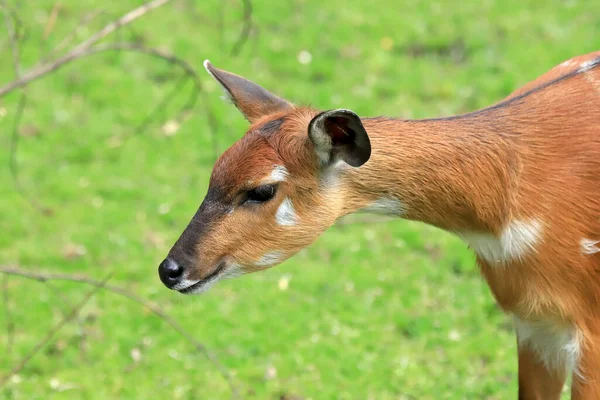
167;52;600;398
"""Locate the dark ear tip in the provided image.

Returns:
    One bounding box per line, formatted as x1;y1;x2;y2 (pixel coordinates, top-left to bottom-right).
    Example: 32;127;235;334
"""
322;108;358;119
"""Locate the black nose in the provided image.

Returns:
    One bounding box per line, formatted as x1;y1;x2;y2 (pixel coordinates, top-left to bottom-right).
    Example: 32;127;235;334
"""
158;257;185;289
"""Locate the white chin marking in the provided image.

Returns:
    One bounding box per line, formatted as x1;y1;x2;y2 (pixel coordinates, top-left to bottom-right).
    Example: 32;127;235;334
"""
514;316;581;377
455;219;542;265
255;251;285;267
581;238;600;255
361;198;405;216
179;263;243;295
276;197;298;226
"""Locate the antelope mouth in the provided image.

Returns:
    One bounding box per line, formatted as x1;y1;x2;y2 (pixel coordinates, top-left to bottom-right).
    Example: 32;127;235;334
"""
178;262;226;295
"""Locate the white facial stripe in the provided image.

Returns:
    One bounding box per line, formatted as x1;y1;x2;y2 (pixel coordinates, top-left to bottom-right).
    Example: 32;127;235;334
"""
514;316;581;376
581;238;600;255
275;197;298;226
456;219;543;265
361;198;405;216
261;166;288;184
255;251;285;267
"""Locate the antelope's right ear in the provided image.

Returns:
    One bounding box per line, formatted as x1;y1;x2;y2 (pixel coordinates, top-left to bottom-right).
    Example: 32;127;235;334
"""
308;109;371;168
204;60;293;123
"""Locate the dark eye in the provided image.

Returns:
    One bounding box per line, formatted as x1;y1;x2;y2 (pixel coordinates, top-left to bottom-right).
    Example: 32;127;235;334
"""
245;184;277;204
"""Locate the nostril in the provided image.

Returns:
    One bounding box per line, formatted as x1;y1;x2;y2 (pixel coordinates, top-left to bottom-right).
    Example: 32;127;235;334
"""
158;257;185;288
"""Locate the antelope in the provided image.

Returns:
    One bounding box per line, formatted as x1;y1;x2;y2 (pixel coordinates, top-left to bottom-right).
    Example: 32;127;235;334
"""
158;51;600;399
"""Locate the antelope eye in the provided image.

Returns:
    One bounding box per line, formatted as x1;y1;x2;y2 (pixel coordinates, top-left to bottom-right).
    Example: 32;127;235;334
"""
244;184;277;204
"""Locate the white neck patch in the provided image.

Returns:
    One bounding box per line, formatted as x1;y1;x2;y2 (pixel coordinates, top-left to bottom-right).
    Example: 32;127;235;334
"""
361;198;405;217
456;219;543;264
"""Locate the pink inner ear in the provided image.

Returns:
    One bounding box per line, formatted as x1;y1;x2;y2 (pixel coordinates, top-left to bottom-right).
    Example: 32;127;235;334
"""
324;118;351;146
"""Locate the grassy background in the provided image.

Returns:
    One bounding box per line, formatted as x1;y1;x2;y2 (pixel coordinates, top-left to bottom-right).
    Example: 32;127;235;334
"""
1;0;599;398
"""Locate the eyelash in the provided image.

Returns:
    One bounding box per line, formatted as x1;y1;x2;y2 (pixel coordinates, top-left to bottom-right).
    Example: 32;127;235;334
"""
244;184;277;204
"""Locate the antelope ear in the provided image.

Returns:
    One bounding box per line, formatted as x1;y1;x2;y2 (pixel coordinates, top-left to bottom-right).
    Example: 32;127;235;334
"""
204;60;293;123
308;109;371;167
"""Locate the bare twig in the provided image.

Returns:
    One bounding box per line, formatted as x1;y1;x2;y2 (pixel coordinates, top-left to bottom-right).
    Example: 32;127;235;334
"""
1;275;14;361
0;266;240;399
230;0;252;56
42;2;62;40
48;9;104;58
0;0;171;97
134;73;189;135
68;0;170;55
42;281;88;362
0;273;111;387
1;0;22;76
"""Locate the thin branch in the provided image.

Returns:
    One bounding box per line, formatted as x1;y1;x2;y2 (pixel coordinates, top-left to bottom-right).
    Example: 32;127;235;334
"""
0;266;240;399
6;41;205;214
1;275;14;361
1;0;22;76
0;273;111;387
68;0;170;55
0;0;172;97
42;281;88;362
230;0;252;56
78;42;203;136
42;2;62;41
133;73;189;135
41;9;101;62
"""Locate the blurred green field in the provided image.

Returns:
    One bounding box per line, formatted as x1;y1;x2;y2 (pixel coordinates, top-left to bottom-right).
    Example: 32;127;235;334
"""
1;0;599;399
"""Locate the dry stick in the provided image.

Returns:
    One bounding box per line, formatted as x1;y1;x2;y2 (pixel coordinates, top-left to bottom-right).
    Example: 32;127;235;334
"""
1;0;22;76
0;266;240;399
6;41;201;212
1;275;14;361
0;273;112;387
230;0;252;56
78;42;204;136
134;73;189;135
42;2;62;40
40;9;103;62
42;281;88;362
0;0;172;97
7;93;51;214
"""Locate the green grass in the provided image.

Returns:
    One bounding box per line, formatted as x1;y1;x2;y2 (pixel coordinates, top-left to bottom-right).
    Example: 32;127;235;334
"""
1;0;599;398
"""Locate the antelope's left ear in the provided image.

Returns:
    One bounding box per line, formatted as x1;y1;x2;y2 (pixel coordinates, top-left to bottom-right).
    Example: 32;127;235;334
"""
308;109;371;167
204;60;293;123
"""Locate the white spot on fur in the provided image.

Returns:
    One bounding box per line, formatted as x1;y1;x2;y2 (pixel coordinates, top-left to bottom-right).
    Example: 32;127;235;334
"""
172;278;197;292
456;219;542;264
361;198;405;216
255;251;285;267
560;59;576;67
579;59;597;72
514;316;581;376
276;197;298;226
581;238;600;255
264;166;288;183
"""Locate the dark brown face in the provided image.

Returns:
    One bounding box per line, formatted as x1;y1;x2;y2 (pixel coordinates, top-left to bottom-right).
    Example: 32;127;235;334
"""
157;61;371;295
